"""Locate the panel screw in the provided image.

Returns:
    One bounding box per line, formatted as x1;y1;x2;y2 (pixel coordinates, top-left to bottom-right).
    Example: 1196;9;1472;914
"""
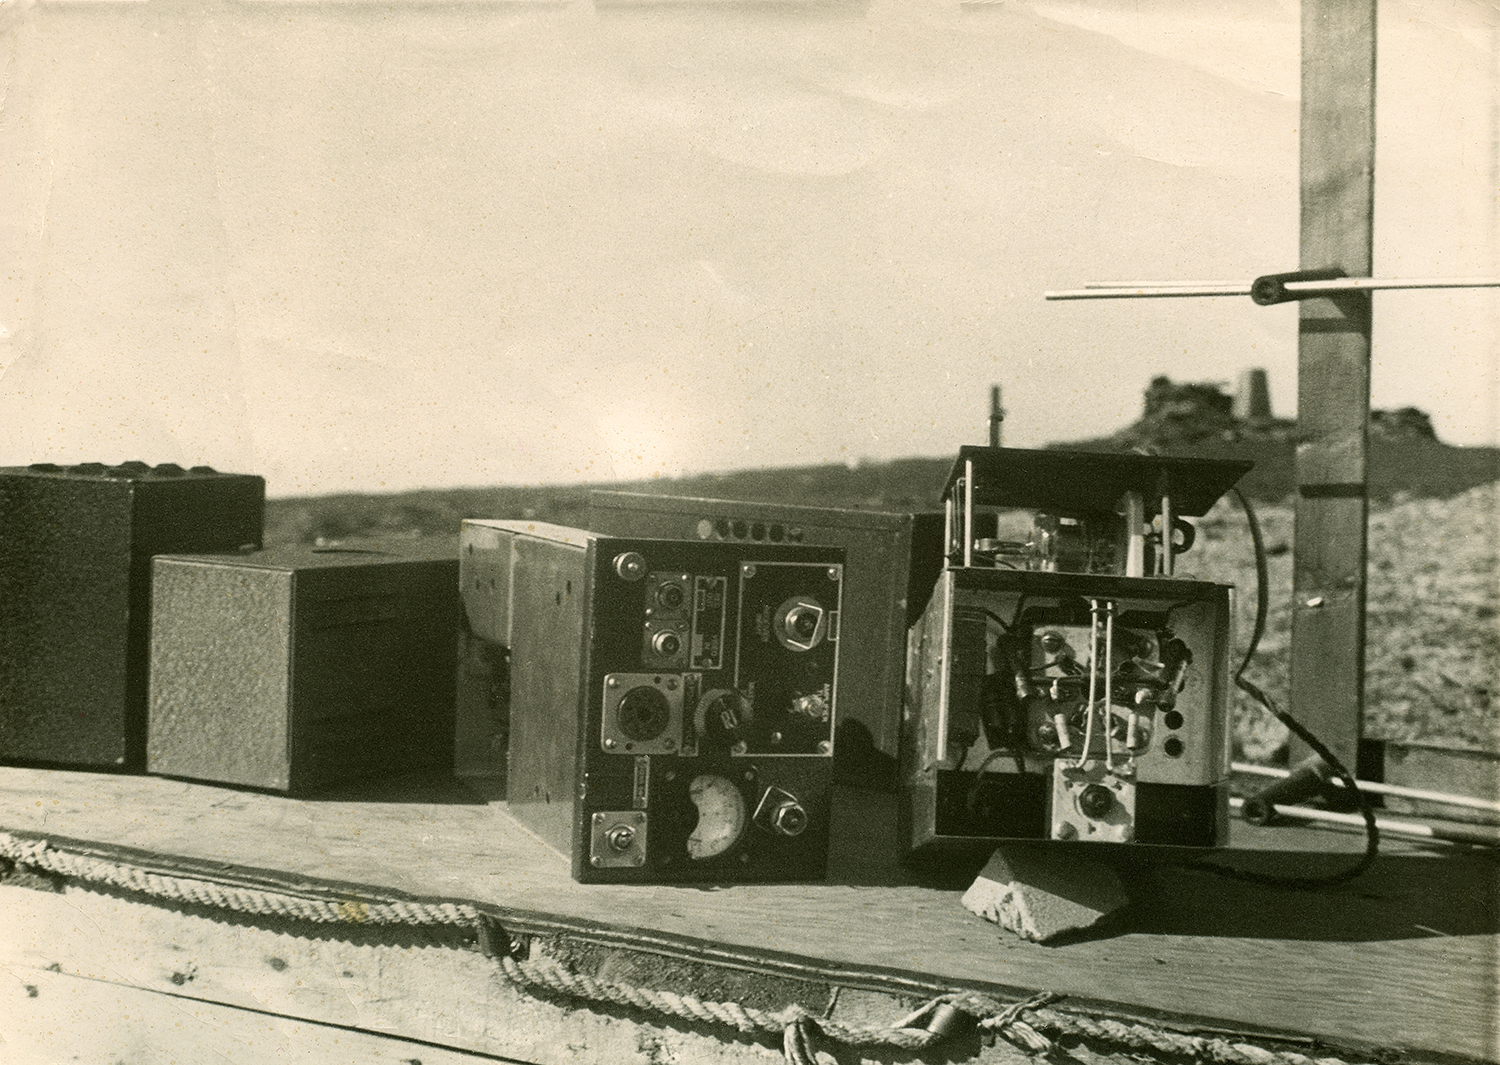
604;738;617;749
827;567;840;582
1306;596;1326;608
741;564;756;579
816;741;831;755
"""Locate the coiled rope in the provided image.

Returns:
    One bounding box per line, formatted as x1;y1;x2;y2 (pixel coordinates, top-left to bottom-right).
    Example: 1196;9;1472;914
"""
0;830;1375;1065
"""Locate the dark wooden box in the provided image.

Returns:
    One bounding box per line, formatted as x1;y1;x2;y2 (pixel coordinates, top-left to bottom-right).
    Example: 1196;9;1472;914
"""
0;462;265;769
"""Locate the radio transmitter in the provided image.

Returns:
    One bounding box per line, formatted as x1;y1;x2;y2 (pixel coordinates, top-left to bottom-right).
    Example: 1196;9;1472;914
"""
587;490;944;790
460;519;844;883
903;447;1251;853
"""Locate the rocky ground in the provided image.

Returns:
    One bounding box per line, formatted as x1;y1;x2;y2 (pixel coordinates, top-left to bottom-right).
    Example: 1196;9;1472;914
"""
1189;481;1499;761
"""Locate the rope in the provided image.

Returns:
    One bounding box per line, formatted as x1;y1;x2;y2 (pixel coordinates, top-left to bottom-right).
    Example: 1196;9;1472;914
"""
0;830;1382;1065
0;831;476;926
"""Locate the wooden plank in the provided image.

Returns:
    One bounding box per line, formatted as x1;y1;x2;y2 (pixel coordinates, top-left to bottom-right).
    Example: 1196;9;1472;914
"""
1289;0;1377;771
1;767;1494;1061
0;883;1057;1065
0;967;517;1065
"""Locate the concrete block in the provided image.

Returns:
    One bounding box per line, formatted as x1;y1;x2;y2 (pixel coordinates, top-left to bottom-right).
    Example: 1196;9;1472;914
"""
961;846;1128;943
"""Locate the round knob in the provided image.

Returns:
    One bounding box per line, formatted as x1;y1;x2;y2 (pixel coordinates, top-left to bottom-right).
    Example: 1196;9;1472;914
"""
613;552;646;581
651;630;683;658
769;800;808;837
1077;784;1116;821
606;825;636;852
788;606;819;641
656;582;686;609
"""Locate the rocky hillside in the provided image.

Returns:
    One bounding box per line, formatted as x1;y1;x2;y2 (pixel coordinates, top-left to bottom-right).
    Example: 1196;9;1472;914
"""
262;378;1499;761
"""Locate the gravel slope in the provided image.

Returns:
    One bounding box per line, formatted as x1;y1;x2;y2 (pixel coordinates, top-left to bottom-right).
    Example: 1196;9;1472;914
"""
1189;481;1499;761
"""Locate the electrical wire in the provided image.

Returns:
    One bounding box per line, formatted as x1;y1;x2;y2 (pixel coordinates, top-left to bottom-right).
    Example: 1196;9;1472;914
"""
1184;487;1380;888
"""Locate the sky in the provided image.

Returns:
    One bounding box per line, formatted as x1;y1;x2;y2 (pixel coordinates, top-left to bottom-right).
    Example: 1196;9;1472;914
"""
0;0;1495;496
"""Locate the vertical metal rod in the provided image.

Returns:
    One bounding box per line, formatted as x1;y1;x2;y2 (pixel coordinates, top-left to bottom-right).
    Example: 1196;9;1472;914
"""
1161;494;1174;577
1077;598;1101;768
1102;600;1115;770
944;494;955;565
988;385;1004;447
1288;0;1376;771
962;459;974;569
1121;491;1146;577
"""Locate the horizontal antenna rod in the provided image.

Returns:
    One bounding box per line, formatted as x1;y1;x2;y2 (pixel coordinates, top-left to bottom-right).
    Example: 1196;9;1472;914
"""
1046;276;1500;301
1049;285;1250;300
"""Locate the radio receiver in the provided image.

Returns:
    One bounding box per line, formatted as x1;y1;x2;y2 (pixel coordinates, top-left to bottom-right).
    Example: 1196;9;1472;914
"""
904;447;1251;853
461;520;844;883
587;491;943;789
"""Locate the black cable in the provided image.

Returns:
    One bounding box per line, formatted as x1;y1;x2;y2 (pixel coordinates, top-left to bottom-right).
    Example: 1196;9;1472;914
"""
982;608;1011;633
965;747;1021;813
1184;486;1380;889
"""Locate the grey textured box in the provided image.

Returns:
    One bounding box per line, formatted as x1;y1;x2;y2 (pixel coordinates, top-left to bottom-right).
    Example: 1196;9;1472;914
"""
148;539;459;792
0;462;265;769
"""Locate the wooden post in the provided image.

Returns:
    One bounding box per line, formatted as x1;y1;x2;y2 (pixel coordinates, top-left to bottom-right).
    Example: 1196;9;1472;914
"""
1288;0;1376;771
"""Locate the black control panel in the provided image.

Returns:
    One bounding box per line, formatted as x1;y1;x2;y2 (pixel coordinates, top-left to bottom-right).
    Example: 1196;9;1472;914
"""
460;520;843;883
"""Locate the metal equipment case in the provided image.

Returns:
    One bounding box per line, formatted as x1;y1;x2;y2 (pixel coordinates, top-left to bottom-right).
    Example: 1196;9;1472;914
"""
147;539;459;792
0;462;265;769
587;490;943;789
904;447;1251;854
461;519;844;883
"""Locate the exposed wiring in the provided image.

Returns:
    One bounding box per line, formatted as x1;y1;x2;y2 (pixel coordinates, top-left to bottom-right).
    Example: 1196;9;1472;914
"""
1185;487;1380;889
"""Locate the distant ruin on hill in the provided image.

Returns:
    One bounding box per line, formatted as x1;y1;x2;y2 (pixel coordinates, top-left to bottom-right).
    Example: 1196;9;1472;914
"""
1104;374;1439;454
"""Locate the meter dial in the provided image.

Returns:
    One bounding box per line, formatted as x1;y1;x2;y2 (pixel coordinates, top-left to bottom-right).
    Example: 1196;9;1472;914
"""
686;774;747;860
